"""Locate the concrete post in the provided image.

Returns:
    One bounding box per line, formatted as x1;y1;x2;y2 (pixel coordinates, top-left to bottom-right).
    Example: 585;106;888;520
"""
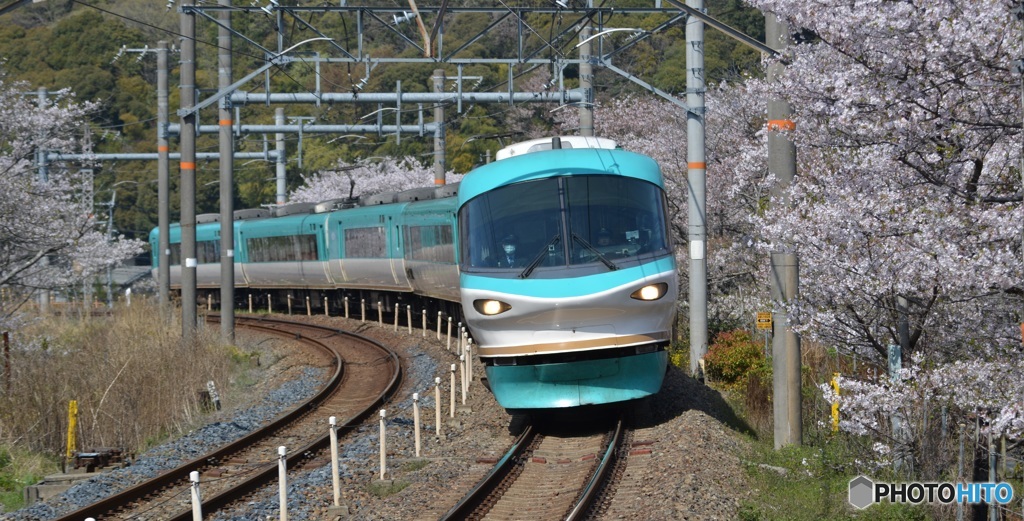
432;69;446;186
180;3;198;342
157;41;171;315
686;0;708;379
218;0;235;343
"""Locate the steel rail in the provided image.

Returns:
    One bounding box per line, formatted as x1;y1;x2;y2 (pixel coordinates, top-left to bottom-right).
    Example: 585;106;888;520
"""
564;417;625;520
438;424;537;521
53;315;400;521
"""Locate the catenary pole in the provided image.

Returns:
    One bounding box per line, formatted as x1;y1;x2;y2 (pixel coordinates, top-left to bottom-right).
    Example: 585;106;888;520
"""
766;12;801;448
578;7;594;138
686;0;708;379
36;88;50;314
432;69;446;185
180;2;198;343
275;108;286;205
218;0;235;342
157;41;171;317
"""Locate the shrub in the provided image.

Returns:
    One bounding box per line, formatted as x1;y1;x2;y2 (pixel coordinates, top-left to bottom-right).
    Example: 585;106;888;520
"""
704;329;765;389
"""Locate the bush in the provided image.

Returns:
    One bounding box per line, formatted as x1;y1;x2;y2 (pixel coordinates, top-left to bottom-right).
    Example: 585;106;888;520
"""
704;329;765;389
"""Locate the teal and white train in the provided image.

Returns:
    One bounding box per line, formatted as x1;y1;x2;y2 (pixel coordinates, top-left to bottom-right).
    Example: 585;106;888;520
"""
152;136;678;410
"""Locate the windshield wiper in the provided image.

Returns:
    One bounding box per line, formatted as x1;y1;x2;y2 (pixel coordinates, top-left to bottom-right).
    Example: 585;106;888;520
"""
520;234;561;279
572;232;618;271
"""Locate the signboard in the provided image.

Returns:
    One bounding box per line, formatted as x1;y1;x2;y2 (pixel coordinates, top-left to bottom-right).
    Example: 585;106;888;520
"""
756;312;772;331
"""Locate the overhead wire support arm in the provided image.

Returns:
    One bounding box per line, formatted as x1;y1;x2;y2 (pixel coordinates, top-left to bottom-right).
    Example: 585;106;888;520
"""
600;61;688;112
281;8;358;61
363;8;426;56
185;6;275;57
177;38;332;118
662;0;777;56
598;14;688;62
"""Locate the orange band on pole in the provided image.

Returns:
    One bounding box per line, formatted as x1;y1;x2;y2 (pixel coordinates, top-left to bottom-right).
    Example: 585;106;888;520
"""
180;162;196;170
688;162;706;170
219;119;232;126
158;146;169;152
767;119;796;131
434;179;446;185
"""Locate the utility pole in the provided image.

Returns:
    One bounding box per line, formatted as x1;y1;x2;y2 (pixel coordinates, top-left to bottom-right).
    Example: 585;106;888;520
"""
432;69;446;186
218;0;235;343
578;8;594;138
275;108;286;205
180;2;198;343
686;0;708;379
36;88;50;315
105;190;115;308
157;41;171;317
766;12;801;449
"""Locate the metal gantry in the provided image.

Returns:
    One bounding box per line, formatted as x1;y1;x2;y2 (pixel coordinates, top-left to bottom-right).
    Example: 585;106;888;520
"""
170;1;701;340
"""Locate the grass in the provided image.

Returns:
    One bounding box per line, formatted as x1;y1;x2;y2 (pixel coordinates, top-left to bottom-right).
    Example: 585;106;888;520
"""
738;435;930;521
0;447;56;512
367;479;410;497
0;301;254;511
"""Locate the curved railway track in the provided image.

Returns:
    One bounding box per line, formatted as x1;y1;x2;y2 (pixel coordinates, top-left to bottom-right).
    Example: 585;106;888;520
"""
54;315;402;521
440;417;628;521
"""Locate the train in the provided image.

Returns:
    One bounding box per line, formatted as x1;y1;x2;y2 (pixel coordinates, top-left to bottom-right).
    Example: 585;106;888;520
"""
152;136;678;410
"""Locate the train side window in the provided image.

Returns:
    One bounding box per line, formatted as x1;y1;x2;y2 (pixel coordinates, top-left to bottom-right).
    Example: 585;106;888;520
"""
344;227;387;258
406;224;455;263
168;242;219;265
246;235;319;262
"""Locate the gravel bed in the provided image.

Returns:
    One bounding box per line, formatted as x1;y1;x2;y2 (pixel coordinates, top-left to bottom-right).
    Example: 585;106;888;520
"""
8;316;753;521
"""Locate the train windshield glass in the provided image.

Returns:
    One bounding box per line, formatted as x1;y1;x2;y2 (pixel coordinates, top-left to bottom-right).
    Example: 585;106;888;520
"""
459;178;563;270
460;175;670;272
565;176;670;266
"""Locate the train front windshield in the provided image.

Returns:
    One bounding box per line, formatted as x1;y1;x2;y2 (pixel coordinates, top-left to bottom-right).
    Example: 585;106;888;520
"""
459;175;671;274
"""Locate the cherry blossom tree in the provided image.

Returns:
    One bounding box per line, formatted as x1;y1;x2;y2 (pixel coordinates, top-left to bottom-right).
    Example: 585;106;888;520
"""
289;155;462;203
0;69;144;317
741;0;1023;361
554;1;1024;472
728;0;1024;470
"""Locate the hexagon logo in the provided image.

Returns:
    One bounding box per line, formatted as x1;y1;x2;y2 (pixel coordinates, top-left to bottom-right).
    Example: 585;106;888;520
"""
849;476;874;509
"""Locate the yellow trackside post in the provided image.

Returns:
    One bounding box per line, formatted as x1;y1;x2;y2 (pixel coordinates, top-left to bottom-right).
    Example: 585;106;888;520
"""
830;372;840;433
66;400;78;459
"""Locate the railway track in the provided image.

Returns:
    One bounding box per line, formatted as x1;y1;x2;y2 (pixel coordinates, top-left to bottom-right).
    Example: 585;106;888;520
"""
53;315;402;521
440;417;628;521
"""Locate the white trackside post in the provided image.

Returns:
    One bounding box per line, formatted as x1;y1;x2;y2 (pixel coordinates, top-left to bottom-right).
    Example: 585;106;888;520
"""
449;364;456;417
329;416;340;507
278;446;288;521
434;377;442;436
190;471;202;521
379;409;387;479
413;393;421;457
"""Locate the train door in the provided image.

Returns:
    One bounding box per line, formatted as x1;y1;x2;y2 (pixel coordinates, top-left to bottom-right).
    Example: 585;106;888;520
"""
388;214;409;289
298;214;331;288
324;218;343;285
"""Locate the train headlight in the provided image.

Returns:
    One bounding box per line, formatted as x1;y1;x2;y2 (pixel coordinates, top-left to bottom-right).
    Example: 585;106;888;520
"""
630;283;668;301
474;299;512;315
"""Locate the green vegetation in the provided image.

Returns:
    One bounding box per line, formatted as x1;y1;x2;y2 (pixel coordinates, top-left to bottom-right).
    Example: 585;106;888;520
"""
401;459;431;472
0;447;54;512
739;441;928;521
367;479;410;498
0;1;765;242
690;326;943;520
704;329;766;390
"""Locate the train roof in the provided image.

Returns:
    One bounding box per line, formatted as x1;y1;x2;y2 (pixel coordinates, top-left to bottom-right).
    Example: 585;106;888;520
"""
495;136;618;161
458;139;662;206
